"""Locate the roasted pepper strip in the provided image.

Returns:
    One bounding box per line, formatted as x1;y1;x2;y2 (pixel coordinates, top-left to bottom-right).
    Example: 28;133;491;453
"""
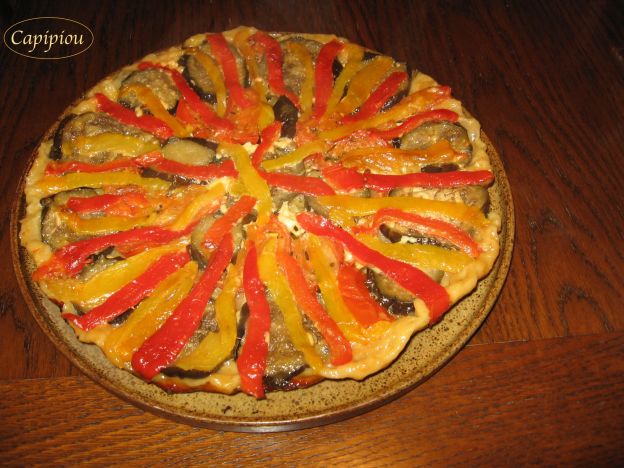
32;171;169;198
369;109;459;140
325;44;364;116
339;140;465;173
305;235;367;342
66;192;151;217
319;86;451;141
297;212;450;323
237;244;271;398
341;71;408;124
318;194;489;229
260;139;327;171
332;55;394;118
312;40;344;120
102;261;198;368
223;143;272;225
203;195;257;251
251;121;282;167
63;250;190;331
173;244;246;372
120;83;189;137
261;172;335;196
138;62;234;134
356;234;472;273
276;243;352;366
168;182;226;231
322;164;494;191
132;234;234;380
285;42;314;117
259;238;322;371
95;93;173;140
33;225;193;280
189;48;228;117
136;152;237;180
364;170;494;191
337;263;394;327
60;211;157;236
205;33;252;109
363;208;481;257
250;32;300;107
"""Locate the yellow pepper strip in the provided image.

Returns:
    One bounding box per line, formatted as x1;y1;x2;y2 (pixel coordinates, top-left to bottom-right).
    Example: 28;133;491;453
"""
285;41;314;118
340;140;466;174
318;195;489;229
173;246;245;372
120;84;189;137
356;234;472;273
40;241;186;309
306;235;367;343
258;237;324;371
189;48;228;117
168;182;226;231
74;261;198;368
233;28;268;104
33;171;170;198
320;86;448;141
325;44;364;116
260;139;327;171
60;212;158;235
222;143;272;225
332;55;393;118
62;133;159;158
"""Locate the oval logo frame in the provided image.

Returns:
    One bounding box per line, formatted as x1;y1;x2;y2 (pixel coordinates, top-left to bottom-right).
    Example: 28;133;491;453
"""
3;17;94;60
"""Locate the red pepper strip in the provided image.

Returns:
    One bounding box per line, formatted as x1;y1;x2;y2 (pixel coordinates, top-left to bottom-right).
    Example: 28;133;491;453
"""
322;164;494;192
237;244;272;398
175;95;202;129
66;192;150;217
138;62;234;134
261;172;336;196
369;109;458;140
337;263;394;327
45;159;137;176
32;225;193;280
63;250;190;331
365;170;494;191
321;165;365;191
276;247;352;366
340;71;408;124
312;40;345;120
364;208;481;257
135;152;237;180
203;195;257;250
296;212;450;323
250;32;300;107
205;34;253;109
132;234;234;380
251;121;282;167
95;93;173;140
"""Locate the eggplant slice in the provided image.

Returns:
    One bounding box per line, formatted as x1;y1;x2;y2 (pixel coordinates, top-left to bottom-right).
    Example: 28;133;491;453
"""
51;112;157;163
162;137;217;165
401;121;472;156
180;54;217;104
120;68;180;112
364;269;416;316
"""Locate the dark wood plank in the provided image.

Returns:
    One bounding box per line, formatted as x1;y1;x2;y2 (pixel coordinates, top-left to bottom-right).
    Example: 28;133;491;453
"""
1;333;622;465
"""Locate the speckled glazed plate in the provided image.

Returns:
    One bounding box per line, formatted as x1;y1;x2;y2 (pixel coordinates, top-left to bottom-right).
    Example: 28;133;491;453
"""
11;131;513;432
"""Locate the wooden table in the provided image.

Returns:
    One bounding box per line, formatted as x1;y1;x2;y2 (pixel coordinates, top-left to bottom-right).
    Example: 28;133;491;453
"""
1;0;622;464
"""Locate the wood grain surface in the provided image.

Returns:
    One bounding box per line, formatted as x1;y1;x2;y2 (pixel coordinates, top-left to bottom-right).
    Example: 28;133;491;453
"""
1;0;623;464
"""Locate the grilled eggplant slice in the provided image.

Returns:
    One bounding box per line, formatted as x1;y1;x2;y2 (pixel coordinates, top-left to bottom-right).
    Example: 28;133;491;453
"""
120;68;180;111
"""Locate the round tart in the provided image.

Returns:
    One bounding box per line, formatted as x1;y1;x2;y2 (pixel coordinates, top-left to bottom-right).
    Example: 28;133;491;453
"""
19;26;501;399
